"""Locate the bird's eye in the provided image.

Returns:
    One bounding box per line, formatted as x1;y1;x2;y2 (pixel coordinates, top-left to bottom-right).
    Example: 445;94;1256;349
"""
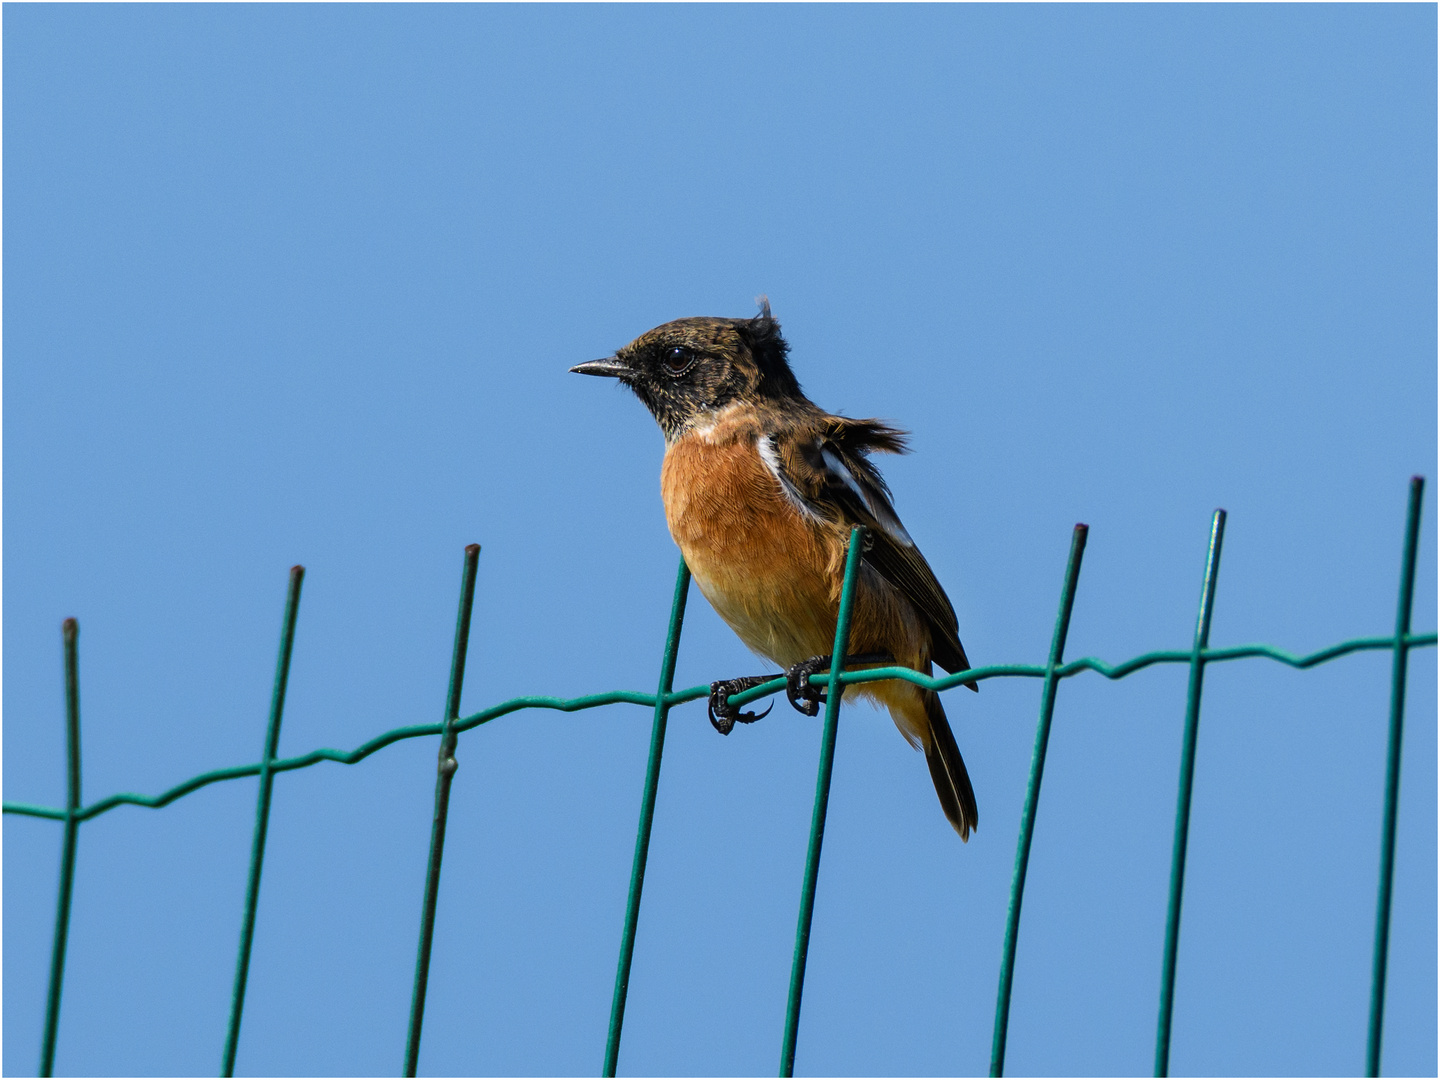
662;347;696;377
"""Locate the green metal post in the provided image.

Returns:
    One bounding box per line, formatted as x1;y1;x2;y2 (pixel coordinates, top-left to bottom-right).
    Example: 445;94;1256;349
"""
604;559;692;1078
1365;476;1423;1077
779;526;867;1078
222;565;305;1077
405;544;483;1077
39;618;82;1078
1155;510;1226;1077
991;524;1089;1077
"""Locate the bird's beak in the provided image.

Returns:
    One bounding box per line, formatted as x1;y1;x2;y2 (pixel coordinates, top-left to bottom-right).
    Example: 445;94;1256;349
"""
569;357;630;379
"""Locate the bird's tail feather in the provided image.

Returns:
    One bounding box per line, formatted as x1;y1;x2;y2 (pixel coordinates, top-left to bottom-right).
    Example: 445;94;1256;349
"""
923;690;978;841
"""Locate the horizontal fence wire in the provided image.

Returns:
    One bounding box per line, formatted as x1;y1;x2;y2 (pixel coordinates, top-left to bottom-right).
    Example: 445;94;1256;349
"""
6;638;1430;828
5;478;1432;1077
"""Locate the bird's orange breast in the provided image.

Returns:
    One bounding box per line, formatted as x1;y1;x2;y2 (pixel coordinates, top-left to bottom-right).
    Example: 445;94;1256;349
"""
660;417;841;667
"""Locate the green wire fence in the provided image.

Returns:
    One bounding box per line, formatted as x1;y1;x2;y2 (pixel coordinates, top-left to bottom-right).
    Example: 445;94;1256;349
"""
5;477;1433;1078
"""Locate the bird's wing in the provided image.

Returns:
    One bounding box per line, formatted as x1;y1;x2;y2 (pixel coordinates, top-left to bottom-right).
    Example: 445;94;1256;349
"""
761;418;976;684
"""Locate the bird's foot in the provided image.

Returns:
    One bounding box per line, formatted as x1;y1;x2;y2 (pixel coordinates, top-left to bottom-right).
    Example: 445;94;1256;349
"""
785;656;833;716
708;677;775;735
785;652;896;716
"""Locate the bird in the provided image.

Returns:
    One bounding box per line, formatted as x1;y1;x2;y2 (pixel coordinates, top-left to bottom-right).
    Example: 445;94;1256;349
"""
571;300;979;839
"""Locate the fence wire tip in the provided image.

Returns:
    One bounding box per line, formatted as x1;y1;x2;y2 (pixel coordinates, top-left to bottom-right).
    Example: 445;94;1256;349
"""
62;618;77;638
465;543;481;556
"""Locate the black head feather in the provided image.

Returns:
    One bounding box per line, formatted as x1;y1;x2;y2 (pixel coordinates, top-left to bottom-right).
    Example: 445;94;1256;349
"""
735;298;802;402
574;300;812;439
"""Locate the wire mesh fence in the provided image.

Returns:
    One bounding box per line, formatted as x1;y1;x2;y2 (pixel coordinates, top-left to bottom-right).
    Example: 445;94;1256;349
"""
5;477;1433;1078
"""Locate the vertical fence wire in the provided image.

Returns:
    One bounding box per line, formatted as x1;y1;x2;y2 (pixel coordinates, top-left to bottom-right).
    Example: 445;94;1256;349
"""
604;559;693;1078
990;523;1089;1077
38;619;82;1078
1365;476;1424;1077
405;543;483;1077
779;525;867;1078
221;565;305;1077
1154;510;1226;1077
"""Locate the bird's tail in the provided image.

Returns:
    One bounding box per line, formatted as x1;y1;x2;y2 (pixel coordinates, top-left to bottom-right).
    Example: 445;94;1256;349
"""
923;690;978;841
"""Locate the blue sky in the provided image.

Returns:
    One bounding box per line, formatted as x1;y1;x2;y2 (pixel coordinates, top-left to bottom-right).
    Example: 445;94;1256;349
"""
4;5;1435;1077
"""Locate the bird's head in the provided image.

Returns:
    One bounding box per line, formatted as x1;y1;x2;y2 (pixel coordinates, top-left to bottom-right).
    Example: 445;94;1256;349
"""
571;299;803;440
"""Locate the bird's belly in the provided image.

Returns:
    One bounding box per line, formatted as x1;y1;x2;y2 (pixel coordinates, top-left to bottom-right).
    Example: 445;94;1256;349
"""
692;566;837;669
661;435;840;668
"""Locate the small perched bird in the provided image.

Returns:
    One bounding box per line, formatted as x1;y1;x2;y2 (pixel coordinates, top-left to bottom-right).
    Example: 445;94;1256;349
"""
572;301;979;839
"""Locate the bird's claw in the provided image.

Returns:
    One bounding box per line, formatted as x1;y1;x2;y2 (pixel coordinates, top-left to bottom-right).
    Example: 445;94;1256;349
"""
708;678;774;735
709;653;899;732
785;656;833;716
784;652;897;716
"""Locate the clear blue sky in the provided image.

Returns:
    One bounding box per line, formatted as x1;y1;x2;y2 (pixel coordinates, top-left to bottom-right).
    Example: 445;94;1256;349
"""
4;5;1435;1077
